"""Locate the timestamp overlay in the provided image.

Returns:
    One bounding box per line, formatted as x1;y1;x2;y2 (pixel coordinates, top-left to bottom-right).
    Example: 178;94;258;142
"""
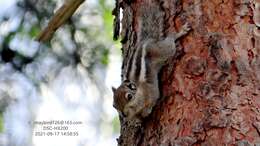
31;120;82;137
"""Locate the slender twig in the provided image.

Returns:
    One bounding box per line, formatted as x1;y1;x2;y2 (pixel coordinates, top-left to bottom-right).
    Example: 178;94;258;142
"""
36;0;85;43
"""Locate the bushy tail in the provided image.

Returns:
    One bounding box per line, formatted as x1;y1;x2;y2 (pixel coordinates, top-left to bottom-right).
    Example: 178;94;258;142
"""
137;3;164;42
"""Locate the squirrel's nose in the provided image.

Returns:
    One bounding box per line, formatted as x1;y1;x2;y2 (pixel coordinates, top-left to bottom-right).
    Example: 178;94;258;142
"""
121;112;127;118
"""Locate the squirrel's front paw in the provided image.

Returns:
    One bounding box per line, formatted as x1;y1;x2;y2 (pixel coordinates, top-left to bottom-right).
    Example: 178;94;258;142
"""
182;23;192;32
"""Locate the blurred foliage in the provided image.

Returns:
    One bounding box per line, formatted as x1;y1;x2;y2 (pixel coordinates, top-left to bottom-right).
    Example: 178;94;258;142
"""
112;116;120;134
0;0;120;141
0;112;3;133
0;0;115;70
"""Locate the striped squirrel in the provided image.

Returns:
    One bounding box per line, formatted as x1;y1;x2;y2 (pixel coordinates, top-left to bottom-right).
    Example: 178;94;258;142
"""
112;3;191;121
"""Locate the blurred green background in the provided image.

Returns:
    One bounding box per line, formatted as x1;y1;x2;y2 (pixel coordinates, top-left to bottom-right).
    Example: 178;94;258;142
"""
0;0;121;145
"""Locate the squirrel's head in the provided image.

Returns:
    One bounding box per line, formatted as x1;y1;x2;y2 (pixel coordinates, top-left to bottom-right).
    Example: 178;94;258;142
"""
112;80;137;117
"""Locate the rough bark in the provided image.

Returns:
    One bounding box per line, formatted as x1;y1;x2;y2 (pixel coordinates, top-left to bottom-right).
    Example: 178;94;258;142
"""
115;0;260;145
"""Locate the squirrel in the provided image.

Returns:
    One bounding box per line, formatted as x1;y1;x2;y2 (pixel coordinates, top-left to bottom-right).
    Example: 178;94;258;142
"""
112;3;191;121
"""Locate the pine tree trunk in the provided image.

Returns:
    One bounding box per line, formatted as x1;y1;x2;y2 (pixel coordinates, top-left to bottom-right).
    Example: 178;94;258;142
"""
114;0;260;145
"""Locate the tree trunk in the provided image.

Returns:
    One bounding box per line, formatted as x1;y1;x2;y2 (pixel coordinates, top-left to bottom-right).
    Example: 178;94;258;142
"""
114;0;260;145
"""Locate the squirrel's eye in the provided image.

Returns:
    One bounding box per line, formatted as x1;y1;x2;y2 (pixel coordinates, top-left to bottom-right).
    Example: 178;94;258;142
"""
125;93;133;101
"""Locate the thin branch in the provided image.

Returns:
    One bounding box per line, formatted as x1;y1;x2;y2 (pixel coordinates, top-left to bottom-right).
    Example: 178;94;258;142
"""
36;0;85;43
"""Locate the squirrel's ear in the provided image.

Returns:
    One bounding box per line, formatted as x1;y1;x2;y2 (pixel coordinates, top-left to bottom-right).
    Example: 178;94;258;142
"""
112;87;116;93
